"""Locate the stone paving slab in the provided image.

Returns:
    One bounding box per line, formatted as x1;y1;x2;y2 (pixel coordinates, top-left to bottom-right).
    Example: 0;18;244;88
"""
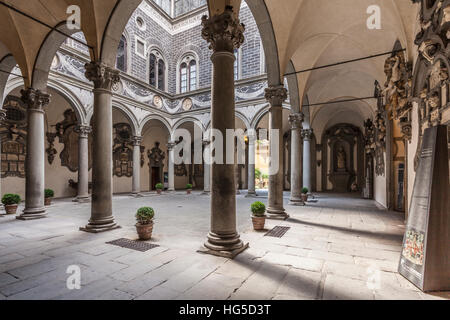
0;192;447;300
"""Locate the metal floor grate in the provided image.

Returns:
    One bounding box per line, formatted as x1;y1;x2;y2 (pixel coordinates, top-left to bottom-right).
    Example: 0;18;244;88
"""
106;238;159;252
265;226;291;238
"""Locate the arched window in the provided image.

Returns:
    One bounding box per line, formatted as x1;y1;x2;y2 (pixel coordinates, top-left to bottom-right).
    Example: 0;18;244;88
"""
178;54;198;93
149;49;166;91
116;35;127;73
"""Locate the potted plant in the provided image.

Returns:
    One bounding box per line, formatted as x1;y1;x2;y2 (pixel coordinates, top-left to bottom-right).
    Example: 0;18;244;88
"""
301;187;309;202
155;183;163;195
44;189;54;206
2;194;21;215
251;201;267;230
135;207;154;240
186;184;192;194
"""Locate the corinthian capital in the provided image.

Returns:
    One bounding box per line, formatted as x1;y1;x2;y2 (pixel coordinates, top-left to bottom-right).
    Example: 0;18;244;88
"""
75;125;92;138
20;88;51;111
85;61;120;90
289;112;304;130
201;6;245;53
301;129;313;141
265;85;288;106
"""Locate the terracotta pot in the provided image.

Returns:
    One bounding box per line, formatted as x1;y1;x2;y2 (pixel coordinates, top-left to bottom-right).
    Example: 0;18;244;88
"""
136;221;154;240
301;194;308;202
252;215;266;230
187;189;192;195
5;204;18;215
157;189;162;195
44;197;52;206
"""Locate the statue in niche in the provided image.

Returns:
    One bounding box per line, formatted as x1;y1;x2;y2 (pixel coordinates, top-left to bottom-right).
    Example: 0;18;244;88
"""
337;147;347;171
113;123;133;177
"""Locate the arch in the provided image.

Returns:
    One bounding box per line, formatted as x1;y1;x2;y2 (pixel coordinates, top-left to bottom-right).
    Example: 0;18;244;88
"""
4;76;86;126
250;103;291;129
0;51;20;105
100;0;143;68
286;59;300;113
139;114;172;137
171;117;205;140
235;111;251;130
33;23;90;91
245;0;282;86
111;102;139;136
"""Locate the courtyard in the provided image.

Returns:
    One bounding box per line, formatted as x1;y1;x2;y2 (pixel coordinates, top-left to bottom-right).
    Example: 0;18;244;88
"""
0;192;446;300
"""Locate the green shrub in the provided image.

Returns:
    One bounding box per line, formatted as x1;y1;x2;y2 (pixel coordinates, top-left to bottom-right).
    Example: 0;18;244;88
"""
45;189;54;198
2;194;21;206
251;201;266;217
136;207;155;224
155;183;164;190
302;187;309;194
186;184;193;190
255;168;262;180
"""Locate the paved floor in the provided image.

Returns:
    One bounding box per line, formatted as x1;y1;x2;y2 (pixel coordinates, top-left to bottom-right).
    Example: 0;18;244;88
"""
0;191;448;300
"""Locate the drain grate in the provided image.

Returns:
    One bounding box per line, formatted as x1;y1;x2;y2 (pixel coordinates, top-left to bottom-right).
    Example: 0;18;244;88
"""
265;226;291;238
106;238;159;252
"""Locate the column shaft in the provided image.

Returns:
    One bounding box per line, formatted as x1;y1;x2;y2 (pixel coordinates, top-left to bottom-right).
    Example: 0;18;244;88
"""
76;125;91;202
246;133;256;197
203;139;211;194
199;7;248;258
303;129;313;191
167;142;175;191
289;113;304;205
81;62;120;233
18;88;50;220
265;86;288;219
132;136;142;196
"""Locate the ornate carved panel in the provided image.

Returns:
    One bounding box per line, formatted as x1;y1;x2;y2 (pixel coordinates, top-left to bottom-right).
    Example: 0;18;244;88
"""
0;96;27;178
113;123;133;177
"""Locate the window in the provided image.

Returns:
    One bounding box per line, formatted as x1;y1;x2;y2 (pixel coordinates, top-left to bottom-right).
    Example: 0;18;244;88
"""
149;49;166;91
179;54;198;93
136;38;146;58
189;60;197;91
234;49;240;81
180;62;188;93
116;35;127;73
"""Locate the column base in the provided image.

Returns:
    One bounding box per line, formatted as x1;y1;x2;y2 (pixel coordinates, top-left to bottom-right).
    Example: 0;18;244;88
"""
236;190;241;195
74;196;90;203
80;217;121;233
289;197;305;206
131;193;143;198
198;232;249;259
17;207;47;220
201;191;210;195
266;207;289;220
245;191;258;198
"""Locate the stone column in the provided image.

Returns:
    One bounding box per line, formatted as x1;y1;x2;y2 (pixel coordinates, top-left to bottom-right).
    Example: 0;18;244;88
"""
246;130;257;197
289;112;304;205
202;139;211;194
167;141;176;192
17;88;50;220
75;125;91;203
0;109;5;212
132;136;142;196
80;62;120;233
302;129;313;192
199;7;248;258
265;86;288;220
